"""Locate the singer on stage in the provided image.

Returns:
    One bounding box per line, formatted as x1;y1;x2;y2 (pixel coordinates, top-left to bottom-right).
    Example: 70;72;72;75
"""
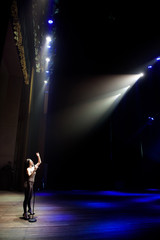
23;152;41;220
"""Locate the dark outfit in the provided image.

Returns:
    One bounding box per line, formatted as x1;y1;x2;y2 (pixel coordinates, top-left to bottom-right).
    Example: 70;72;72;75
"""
23;168;36;214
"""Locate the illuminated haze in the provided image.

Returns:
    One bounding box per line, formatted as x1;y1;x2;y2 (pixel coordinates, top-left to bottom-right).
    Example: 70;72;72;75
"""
50;74;142;145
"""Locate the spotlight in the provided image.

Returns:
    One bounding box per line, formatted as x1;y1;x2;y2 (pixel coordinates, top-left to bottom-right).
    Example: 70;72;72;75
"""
156;57;160;61
46;70;49;73
148;116;154;121
136;73;144;79
147;116;154;125
139;73;144;77
44;80;48;84
48;19;53;24
46;36;51;43
148;65;152;69
45;57;50;62
47;45;51;49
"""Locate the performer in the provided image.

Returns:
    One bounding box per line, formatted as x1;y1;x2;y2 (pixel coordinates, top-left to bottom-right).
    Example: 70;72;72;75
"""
23;152;41;219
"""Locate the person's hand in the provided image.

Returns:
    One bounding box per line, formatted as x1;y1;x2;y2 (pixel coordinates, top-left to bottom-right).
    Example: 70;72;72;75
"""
36;152;40;157
36;152;41;164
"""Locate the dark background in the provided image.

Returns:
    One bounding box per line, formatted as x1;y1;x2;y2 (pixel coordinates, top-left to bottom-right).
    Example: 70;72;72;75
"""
44;1;160;190
55;1;160;76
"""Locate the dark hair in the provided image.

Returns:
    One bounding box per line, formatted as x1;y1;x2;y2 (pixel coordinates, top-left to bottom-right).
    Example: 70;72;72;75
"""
25;159;31;169
23;159;31;181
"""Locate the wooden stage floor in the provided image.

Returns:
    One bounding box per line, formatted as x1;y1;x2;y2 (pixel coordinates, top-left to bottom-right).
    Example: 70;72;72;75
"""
1;189;160;239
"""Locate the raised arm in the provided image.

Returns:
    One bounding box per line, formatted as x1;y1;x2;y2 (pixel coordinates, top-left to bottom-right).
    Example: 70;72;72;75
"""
35;152;41;167
26;154;42;176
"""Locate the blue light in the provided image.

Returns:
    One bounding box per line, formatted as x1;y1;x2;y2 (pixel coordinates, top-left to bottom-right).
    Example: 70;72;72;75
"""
156;57;160;61
148;116;154;121
133;195;160;203
83;219;135;238
75;201;117;209
147;116;154;125
99;191;147;197
48;19;54;24
148;65;152;69
36;191;54;197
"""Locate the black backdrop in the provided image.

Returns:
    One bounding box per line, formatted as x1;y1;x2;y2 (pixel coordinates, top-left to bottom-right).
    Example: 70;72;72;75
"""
45;1;160;190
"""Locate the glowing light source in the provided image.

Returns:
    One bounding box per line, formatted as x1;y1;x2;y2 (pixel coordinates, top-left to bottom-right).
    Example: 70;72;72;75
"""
44;80;48;84
156;57;160;61
148;116;154;121
148;65;152;69
46;36;51;43
139;72;144;77
147;116;154;125
115;93;121;99
135;73;144;80
48;19;53;24
45;57;50;62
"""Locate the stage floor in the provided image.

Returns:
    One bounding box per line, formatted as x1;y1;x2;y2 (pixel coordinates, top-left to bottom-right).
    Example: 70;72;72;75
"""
1;189;160;239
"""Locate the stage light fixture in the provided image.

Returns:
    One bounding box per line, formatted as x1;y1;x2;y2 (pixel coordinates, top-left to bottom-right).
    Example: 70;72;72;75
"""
45;57;50;62
48;19;53;24
148;117;154;121
134;73;144;81
46;36;51;43
147;116;154;125
139;73;144;77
